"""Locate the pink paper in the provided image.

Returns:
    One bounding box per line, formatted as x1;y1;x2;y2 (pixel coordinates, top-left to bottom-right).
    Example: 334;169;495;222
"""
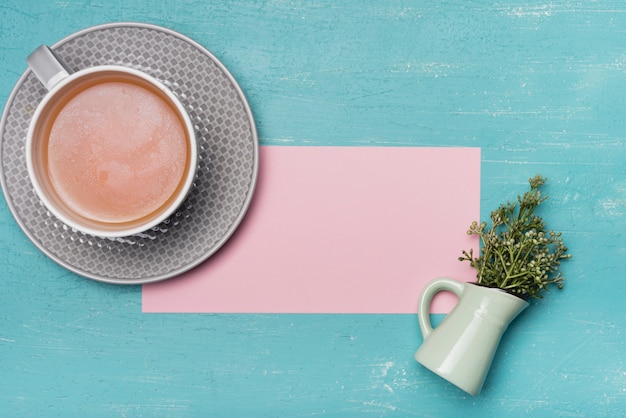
142;146;480;314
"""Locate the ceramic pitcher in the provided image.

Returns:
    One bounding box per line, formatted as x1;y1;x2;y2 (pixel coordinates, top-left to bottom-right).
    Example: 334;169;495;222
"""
414;277;529;396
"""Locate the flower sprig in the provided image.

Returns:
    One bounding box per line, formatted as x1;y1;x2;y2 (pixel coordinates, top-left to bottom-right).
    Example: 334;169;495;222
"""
459;175;571;299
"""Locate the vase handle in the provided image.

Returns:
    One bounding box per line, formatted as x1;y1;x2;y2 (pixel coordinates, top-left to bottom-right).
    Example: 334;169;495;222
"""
418;277;466;340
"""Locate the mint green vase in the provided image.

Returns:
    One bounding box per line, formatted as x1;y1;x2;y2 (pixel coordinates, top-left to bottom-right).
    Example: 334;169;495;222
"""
414;277;529;396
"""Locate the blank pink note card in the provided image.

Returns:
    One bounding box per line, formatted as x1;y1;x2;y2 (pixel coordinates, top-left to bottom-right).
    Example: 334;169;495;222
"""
142;146;480;314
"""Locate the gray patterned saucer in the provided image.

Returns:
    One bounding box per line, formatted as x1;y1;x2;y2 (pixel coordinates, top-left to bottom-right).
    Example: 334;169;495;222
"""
0;22;258;284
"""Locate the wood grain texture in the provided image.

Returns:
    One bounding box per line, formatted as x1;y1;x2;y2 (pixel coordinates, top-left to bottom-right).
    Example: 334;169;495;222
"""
1;0;625;416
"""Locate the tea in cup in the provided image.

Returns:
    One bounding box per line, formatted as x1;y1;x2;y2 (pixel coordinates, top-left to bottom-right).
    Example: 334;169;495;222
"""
26;45;197;237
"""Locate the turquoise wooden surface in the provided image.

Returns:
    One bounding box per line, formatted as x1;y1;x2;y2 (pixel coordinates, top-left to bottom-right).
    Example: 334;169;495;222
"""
1;1;625;416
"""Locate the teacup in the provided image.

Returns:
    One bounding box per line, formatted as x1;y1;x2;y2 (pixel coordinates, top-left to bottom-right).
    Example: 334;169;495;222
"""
26;45;197;238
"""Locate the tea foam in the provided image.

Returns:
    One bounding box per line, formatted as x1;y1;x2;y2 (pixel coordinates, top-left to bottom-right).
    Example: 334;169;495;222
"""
47;81;188;223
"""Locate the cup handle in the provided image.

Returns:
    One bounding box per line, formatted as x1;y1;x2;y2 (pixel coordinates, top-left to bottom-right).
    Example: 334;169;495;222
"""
27;45;72;91
417;277;466;340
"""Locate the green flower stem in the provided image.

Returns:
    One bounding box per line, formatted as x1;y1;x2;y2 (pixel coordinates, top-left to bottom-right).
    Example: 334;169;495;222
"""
459;175;571;299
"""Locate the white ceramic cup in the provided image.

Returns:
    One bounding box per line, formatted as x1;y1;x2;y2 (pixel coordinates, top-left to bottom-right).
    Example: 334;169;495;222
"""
26;45;198;238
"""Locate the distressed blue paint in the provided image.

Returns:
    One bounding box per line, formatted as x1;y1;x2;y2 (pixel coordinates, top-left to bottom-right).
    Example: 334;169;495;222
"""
1;1;625;416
